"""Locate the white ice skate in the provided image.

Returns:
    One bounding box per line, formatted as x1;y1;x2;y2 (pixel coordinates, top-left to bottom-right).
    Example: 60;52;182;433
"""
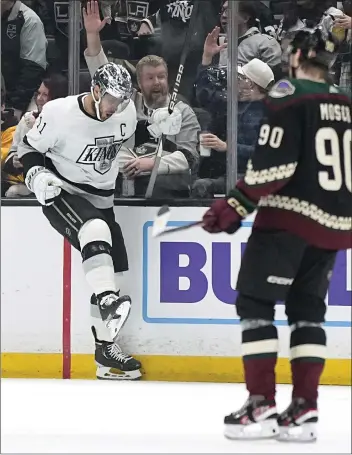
97;293;131;342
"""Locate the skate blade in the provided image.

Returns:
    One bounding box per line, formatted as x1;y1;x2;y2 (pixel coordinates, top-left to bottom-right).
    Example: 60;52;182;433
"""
96;366;142;381
277;424;317;443
224;420;279;440
106;301;131;341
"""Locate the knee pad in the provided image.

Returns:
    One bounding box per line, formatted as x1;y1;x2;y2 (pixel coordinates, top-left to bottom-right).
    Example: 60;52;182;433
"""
78;218;112;247
78;219;112;261
236;293;275;321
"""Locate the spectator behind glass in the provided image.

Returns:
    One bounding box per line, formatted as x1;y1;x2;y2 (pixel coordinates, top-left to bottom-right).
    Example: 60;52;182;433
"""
1;80;28;197
278;0;342;41
118;55;200;198
83;0;200;198
1;0;47;118
334;1;352;93
192;59;274;198
279;1;344;77
113;0;160;59
137;0;221;102
256;1;278;37
207;1;282;70
21;0;54;34
4;73;68;198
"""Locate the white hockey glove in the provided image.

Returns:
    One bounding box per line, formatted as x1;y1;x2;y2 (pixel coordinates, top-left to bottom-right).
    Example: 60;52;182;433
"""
147;107;182;138
25;166;62;206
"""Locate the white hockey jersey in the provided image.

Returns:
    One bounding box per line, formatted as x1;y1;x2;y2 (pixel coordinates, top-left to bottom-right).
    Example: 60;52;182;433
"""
18;94;137;208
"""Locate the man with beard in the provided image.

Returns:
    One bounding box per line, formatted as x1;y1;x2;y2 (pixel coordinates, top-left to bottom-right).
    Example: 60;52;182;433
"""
17;60;143;380
84;1;200;198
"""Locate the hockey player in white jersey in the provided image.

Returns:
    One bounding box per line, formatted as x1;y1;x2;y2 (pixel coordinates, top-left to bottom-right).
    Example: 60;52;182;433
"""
18;63;141;380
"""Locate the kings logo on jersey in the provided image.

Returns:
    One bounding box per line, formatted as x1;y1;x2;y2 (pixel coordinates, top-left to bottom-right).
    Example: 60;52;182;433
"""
76;136;123;175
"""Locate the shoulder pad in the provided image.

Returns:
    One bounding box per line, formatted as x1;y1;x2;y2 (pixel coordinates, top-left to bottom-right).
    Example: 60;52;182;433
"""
329;85;340;94
269;79;296;99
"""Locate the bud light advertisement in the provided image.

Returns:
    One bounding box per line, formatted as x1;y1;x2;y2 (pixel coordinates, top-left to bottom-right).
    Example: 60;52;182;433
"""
142;221;351;327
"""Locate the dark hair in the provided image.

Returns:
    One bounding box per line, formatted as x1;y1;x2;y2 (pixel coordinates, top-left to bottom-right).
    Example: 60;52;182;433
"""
238;1;259;29
300;60;330;81
42;73;68;100
282;0;334;31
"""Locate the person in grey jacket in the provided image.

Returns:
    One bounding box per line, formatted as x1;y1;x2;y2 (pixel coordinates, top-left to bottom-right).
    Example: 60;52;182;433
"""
1;0;47;117
83;1;200;198
208;1;282;69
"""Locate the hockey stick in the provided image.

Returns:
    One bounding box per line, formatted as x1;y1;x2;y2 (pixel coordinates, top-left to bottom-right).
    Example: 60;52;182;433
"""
152;205;202;238
145;0;200;198
153;221;202;238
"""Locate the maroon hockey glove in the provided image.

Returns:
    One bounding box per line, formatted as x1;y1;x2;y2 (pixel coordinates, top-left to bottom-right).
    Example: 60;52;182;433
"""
202;189;256;234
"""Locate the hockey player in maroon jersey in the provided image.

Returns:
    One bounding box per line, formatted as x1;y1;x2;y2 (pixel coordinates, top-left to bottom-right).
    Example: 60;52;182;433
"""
202;28;351;442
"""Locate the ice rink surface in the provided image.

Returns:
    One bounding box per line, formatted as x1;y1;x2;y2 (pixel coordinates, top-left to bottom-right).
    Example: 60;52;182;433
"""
1;378;351;453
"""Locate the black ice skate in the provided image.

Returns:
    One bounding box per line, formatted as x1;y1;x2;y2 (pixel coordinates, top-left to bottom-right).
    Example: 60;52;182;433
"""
224;396;279;440
97;292;131;341
277;398;318;442
95;341;142;380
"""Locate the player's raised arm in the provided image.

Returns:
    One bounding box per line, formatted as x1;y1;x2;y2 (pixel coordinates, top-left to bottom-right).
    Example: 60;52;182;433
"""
83;0;109;76
17;101;63;205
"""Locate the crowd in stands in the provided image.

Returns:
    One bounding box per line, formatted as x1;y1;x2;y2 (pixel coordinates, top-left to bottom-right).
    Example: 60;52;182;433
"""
1;0;351;199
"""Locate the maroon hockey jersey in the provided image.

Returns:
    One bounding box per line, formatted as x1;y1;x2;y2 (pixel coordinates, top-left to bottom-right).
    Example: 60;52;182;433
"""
237;78;352;250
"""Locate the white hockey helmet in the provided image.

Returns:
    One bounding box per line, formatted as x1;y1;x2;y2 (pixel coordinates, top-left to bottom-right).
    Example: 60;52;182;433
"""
91;62;133;120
